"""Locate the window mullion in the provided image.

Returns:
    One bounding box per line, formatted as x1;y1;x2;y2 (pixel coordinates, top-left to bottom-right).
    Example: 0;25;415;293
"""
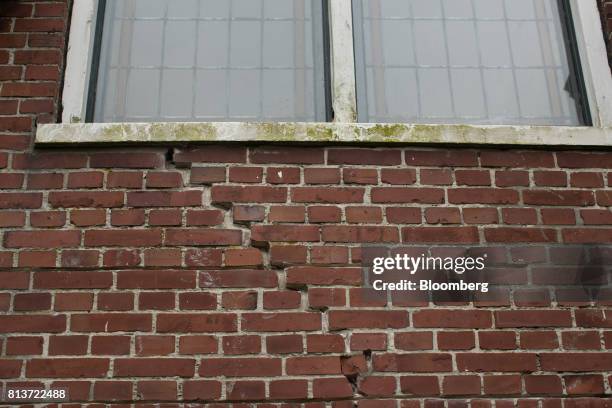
329;0;358;123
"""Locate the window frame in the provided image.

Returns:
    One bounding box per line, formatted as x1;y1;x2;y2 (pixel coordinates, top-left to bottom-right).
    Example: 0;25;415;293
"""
62;0;612;128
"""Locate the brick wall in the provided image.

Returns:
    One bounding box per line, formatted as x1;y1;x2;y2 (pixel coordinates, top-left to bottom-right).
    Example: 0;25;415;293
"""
0;1;611;406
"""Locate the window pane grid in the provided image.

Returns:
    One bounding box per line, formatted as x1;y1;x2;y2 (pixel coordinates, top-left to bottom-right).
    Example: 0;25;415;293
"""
94;0;326;123
353;0;585;126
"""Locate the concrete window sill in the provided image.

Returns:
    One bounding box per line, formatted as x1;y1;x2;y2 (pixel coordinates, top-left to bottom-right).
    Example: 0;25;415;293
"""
36;122;612;147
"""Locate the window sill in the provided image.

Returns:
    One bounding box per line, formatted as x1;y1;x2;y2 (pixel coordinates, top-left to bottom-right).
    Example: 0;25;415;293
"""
36;122;612;147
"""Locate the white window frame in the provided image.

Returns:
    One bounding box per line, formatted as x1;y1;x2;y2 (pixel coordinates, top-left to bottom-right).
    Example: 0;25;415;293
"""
63;0;612;128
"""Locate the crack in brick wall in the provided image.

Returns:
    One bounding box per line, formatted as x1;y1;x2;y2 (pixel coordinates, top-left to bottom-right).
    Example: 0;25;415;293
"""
0;1;611;406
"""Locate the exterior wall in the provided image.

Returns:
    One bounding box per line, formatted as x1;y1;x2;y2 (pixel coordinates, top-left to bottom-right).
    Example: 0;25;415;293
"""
0;1;611;406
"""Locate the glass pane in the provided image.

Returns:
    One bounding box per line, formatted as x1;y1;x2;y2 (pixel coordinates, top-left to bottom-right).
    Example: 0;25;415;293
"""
353;0;587;125
93;0;327;122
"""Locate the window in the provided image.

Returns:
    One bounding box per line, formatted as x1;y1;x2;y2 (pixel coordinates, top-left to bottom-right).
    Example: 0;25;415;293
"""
64;0;612;128
353;0;590;125
90;0;330;122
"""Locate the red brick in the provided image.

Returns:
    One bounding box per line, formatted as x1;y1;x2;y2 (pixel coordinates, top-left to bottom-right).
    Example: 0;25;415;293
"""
480;151;555;167
222;291;257;310
186;209;224;226
103;249;141;267
226;380;265;400
373;353;452;372
107;171;143;188
149;209;182;226
524;375;563;395
13;153;84;170
190;166;226;184
406;150;477;166
90;152;163;168
557;152;612;168
269;379;308;400
386;207;421;224
286;356;341;375
371;187;444;204
14;18;65;32
495;171;530;187
1;82;56;97
400;375;440;396
343;168;378;184
135;335;175;356
229;167;263;183
26;359;109;378
54;293;93;312
304;168;341;184
269;205;305;222
175;146;246;165
94;381;133;401
270;245;308;266
293;187;364;203
541;208;576;225
251;147;324;164
179;292;217;310
212;185;287;203
183;380;221;400
266;334;303;354
17;250;56;267
200;269;276;288
425;208;461;224
485;228;557;243
146;171;183;188
179;335;217;354
313;377;353;399
27;173;63;189
71;314;151;332
456;353;537;372
222;335;261;355
67;171;104;188
287;266;361;287
184;248;222;267
263;290;301;309
308;205;342;222
200;357;280;377
562;331;601;350
252;224;318;243
351;333;387;351
564;375;605;395
137;380;177;400
97;292;133;311
127;191;201;207
49;191;124;208
520;331;559;349
563;228;612;243
157;313;237;333
523;190;595;206
49;335;88;355
442;375;481;396
0;192;42;209
534;171;567;187
502;208;537;225
85;230;162;247
6;336;43;356
381;168;417;185
307;334;345;353
266;166;300;184
479;331;517;350
395;332;433;350
5;230;80;248
242;312;321;332
483;375;521;395
14;293;51;311
329;310;408;330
